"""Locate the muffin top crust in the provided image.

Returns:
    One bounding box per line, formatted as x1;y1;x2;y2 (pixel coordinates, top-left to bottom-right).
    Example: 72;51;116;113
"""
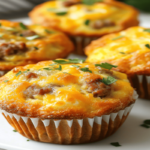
86;26;150;75
29;0;139;37
0;20;74;72
0;59;136;119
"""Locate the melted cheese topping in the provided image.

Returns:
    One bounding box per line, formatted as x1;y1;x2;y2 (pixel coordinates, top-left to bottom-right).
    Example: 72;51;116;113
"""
0;60;135;118
86;26;150;75
29;0;139;36
0;20;74;70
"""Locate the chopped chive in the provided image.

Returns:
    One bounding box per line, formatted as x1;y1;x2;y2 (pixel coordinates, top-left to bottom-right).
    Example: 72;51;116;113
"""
19;22;27;30
143;29;150;33
0;34;3;38
55;11;67;16
43;68;52;70
27;139;30;141
102;76;117;85
49;63;57;66
15;71;22;77
82;0;103;5
145;44;150;49
53;59;85;64
80;67;92;73
0;23;1;27
112;35;124;40
45;29;55;34
120;52;126;54
34;47;38;50
13;130;17;132
38;69;41;71
26;35;40;40
84;20;90;26
55;65;62;71
110;142;121;147
95;63;117;70
19;34;23;37
4;80;9;83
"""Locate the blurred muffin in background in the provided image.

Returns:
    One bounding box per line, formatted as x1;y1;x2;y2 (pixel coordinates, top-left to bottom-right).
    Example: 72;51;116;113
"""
0;20;74;76
85;26;150;100
29;0;139;55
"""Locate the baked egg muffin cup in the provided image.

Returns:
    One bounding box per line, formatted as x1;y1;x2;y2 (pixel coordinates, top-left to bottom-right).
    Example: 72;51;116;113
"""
0;59;138;144
29;0;139;55
85;26;150;100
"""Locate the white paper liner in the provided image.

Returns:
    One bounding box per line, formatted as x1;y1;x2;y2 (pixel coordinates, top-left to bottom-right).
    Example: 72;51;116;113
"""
1;103;135;144
129;75;150;99
71;36;98;55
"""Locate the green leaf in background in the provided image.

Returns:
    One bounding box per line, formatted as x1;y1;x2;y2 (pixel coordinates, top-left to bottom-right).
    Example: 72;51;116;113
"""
118;0;150;12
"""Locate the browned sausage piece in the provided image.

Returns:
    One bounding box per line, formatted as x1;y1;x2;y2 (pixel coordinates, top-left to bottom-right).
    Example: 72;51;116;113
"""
25;72;38;79
86;78;111;98
23;84;62;99
20;30;36;37
63;0;81;7
0;42;27;58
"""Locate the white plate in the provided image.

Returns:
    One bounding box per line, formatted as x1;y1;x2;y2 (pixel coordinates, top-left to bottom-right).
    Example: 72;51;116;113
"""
0;99;150;150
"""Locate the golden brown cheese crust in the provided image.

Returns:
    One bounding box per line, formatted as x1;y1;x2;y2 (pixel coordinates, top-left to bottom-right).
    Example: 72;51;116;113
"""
29;0;139;37
0;59;135;119
0;20;74;71
85;26;150;75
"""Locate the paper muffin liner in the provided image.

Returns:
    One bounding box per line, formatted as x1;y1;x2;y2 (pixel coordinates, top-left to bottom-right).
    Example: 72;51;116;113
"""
70;36;98;56
129;75;150;100
0;103;135;144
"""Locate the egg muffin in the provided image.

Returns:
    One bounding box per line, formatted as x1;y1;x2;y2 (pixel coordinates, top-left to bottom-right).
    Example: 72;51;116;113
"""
85;26;150;99
0;20;74;76
0;59;137;144
29;0;139;55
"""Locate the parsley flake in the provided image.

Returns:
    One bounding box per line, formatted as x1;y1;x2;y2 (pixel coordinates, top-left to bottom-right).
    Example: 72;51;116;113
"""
55;65;62;71
95;63;117;70
80;67;92;73
120;52;126;54
4;80;9;83
43;68;52;70
145;44;150;49
110;142;121;147
82;0;103;5
27;139;30;141
45;29;55;34
56;11;67;16
112;35;124;40
53;59;85;64
15;71;22;77
84;20;90;26
13;130;17;132
19;22;27;30
26;35;40;40
144;29;150;33
102;76;117;85
140;124;150;128
34;47;38;50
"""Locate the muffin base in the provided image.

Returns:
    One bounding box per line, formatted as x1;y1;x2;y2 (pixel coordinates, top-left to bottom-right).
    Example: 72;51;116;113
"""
71;36;98;56
1;104;134;144
129;75;150;100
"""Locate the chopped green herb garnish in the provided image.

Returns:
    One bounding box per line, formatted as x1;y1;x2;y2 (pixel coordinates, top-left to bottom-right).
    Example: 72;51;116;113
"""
27;139;30;141
15;71;22;77
23;69;30;73
0;34;3;38
144;120;150;125
19;22;27;30
55;65;62;71
112;35;124;40
140;124;150;128
56;11;67;16
95;63;117;70
45;29;55;34
19;34;23;37
34;47;38;50
13;130;17;132
82;0;103;5
110;142;121;147
0;23;1;27
49;63;57;66
145;44;150;49
144;29;150;33
120;52;126;54
84;19;90;26
102;76;117;85
80;67;92;73
53;59;85;64
26;35;40;40
71;65;80;68
43;68;52;70
4;80;9;83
